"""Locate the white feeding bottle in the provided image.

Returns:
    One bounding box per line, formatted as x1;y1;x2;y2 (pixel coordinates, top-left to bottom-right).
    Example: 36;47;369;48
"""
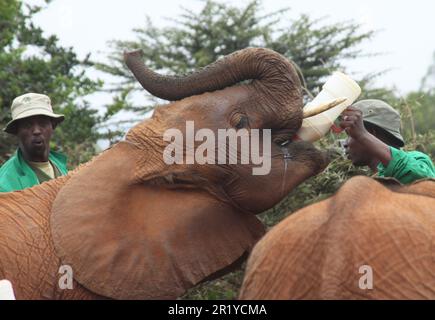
295;71;361;142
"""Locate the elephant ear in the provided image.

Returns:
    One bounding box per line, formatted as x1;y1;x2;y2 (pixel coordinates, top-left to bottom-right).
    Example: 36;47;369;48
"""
50;141;265;299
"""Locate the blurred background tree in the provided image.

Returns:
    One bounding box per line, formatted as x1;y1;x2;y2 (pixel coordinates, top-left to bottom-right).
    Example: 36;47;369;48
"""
0;0;103;166
96;0;383;119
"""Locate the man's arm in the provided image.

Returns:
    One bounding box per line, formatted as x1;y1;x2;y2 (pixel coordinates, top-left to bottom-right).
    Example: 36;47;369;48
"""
339;106;392;166
379;147;435;184
340;106;435;183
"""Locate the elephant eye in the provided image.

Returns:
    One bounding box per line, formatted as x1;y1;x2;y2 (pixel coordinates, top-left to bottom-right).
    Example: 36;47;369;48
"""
235;115;249;129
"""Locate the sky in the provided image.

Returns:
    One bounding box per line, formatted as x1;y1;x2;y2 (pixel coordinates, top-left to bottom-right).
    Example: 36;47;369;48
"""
27;0;435;92
24;0;435;145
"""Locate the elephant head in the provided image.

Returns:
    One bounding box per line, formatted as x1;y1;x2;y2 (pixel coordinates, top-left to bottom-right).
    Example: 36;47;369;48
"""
50;47;330;299
123;47;330;212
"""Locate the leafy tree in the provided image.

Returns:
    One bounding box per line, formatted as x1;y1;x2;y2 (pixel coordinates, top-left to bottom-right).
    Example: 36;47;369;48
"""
405;51;435;157
0;0;103;166
364;53;435;158
396;90;435;158
96;0;376;118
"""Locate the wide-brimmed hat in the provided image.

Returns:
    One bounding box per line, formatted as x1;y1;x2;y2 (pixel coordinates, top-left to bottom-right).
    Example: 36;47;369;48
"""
353;99;405;147
4;93;65;134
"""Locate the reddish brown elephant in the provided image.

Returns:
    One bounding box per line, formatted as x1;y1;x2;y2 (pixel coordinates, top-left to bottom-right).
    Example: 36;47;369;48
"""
0;48;330;299
239;176;435;299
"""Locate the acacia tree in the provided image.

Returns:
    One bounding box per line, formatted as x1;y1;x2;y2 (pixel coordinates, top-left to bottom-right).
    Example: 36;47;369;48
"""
0;0;103;166
96;0;379;120
397;54;435;157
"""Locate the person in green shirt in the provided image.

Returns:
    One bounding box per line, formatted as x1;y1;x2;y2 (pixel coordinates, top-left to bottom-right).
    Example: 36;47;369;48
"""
0;93;68;192
339;99;435;184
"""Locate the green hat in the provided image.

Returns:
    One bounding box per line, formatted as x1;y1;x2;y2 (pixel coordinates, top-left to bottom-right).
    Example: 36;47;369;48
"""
353;99;405;147
4;93;64;134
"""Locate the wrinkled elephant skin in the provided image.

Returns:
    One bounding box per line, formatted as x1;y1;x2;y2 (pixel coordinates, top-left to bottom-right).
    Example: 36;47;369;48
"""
239;176;435;300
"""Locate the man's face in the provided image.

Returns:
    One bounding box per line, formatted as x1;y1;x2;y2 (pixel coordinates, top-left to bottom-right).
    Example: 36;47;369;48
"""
343;135;373;166
16;115;54;161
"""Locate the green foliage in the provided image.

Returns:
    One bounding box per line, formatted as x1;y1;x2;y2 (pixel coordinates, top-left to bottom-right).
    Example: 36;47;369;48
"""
51;101;101;165
268;14;376;95
0;0;102;167
393;92;435;158
405;92;435;135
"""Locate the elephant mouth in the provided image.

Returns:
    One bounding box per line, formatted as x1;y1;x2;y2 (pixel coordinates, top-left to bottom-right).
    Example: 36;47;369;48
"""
146;170;250;214
148;171;205;189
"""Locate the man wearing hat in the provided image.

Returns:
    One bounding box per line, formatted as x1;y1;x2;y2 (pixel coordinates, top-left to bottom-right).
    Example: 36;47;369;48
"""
340;99;434;184
0;93;68;192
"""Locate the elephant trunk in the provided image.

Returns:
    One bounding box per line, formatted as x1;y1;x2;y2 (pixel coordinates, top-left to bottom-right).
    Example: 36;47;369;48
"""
124;48;303;130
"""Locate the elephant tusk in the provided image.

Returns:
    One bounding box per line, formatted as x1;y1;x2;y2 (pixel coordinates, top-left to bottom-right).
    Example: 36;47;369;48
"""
302;97;347;118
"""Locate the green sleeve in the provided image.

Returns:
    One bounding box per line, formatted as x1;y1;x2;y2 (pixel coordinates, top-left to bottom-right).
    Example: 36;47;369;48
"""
378;147;435;184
